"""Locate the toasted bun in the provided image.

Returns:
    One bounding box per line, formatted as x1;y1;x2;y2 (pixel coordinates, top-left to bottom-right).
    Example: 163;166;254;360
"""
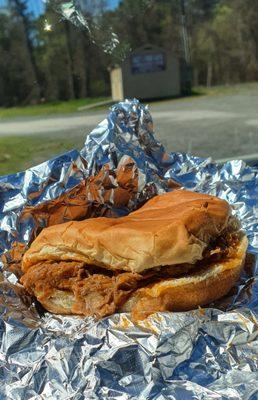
29;235;248;318
22;190;230;274
122;235;248;320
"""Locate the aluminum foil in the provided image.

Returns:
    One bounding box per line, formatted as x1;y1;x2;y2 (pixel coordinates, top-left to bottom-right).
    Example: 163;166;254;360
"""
0;99;257;399
46;0;129;59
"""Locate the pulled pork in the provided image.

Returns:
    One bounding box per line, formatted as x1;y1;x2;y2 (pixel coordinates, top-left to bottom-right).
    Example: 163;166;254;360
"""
20;261;194;318
20;229;242;318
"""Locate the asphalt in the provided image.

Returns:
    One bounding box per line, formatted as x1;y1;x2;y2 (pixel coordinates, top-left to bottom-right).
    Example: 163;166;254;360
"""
1;87;258;161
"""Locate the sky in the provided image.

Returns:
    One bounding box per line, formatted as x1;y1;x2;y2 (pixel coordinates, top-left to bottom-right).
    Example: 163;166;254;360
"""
0;0;120;16
0;0;44;15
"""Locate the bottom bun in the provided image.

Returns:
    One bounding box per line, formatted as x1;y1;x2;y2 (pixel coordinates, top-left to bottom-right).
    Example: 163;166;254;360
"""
121;235;248;320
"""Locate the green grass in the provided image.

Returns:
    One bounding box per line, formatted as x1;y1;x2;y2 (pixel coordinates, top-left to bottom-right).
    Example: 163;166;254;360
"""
193;81;258;96
149;82;258;106
0;135;84;176
1;83;257;119
1;81;258;176
0;97;110;119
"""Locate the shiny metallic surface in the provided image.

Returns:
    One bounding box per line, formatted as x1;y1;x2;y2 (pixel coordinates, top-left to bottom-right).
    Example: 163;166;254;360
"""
47;0;128;58
0;100;257;399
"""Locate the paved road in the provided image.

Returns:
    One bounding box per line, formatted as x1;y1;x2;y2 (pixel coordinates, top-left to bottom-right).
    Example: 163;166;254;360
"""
1;87;258;161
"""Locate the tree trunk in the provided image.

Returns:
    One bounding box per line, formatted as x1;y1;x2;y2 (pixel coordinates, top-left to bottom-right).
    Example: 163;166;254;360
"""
11;0;41;101
193;67;199;86
206;62;212;87
64;21;75;99
86;63;91;97
83;33;92;97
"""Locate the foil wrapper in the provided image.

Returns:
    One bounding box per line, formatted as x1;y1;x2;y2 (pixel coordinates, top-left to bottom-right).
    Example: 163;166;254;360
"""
48;0;129;59
0;99;257;399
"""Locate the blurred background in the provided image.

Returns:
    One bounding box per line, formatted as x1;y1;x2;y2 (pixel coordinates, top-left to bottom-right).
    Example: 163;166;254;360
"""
0;0;258;175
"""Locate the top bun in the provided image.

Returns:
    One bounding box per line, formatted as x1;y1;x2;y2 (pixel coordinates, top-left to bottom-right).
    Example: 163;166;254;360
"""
22;190;231;274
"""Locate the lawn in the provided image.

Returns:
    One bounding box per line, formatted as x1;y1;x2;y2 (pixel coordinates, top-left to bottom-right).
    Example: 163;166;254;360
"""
0;97;110;119
193;81;258;96
145;82;258;106
1;83;257;120
1;82;258;176
0;135;84;176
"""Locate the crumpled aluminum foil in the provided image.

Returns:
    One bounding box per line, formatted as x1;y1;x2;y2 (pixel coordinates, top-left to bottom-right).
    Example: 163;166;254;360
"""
0;99;257;400
47;0;128;59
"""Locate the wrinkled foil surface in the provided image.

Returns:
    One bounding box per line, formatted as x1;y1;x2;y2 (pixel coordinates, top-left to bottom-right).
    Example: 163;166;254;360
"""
0;100;257;399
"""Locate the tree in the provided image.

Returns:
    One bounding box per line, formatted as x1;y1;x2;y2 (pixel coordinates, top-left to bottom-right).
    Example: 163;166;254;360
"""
9;0;41;101
1;0;258;106
188;0;258;85
35;9;76;101
0;4;40;106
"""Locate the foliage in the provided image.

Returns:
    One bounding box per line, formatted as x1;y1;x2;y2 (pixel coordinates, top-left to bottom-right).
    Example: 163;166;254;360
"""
0;0;258;107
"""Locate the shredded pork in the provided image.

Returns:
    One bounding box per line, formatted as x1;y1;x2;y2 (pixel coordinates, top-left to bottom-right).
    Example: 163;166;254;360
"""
20;229;241;318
